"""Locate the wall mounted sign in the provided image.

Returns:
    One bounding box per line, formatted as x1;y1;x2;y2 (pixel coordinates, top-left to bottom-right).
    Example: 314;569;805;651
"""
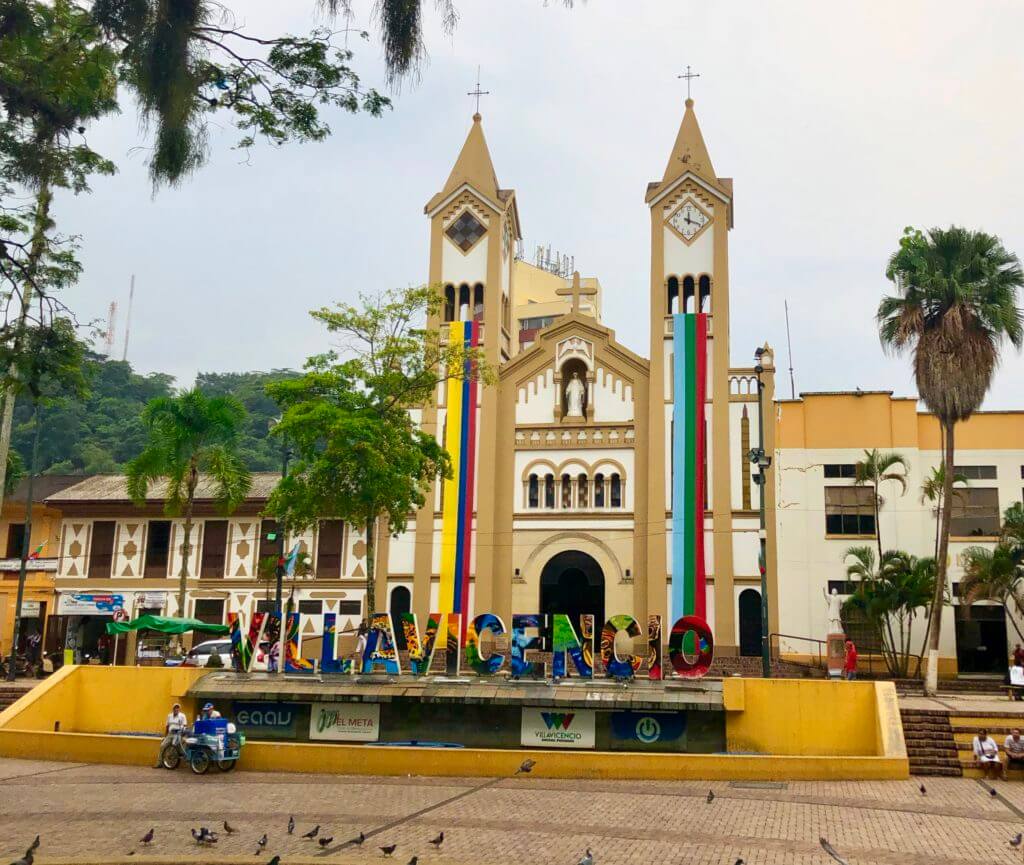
610;711;686;744
520;708;595;749
234;702;299;739
309;702;380;742
57;592;126;616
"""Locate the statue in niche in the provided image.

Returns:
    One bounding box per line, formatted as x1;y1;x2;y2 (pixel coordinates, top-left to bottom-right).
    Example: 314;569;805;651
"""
565;372;586;418
824;587;843;634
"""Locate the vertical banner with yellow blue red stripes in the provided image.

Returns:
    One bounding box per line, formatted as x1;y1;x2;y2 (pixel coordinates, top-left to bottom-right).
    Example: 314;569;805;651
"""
439;320;479;641
671;312;708;624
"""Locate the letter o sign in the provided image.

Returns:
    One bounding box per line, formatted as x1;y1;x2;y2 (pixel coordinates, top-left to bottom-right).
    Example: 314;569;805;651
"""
668;615;714;678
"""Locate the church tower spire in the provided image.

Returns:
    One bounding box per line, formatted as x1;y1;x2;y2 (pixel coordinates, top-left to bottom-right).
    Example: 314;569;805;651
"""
427;113;501;211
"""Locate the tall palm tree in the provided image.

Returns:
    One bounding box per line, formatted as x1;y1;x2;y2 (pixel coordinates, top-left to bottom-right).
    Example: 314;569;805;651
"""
853;449;908;561
961;503;1024;642
125;389;252;626
878;226;1024;693
920;465;969;557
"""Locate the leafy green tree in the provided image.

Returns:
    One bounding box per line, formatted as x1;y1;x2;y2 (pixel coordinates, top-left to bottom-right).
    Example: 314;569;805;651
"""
843;546;936;678
961;503;1024;643
125;389;252;625
879;225;1024;693
0;0;118;512
853;448;908;561
265;284;491;616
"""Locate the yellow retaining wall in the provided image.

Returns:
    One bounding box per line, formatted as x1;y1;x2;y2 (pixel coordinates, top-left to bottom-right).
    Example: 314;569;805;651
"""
0;668;908;780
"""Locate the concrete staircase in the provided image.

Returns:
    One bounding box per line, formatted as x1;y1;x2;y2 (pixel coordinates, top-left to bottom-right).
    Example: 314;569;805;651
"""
949;708;1024;778
900;708;962;777
0;685;30;712
895;677;1005;697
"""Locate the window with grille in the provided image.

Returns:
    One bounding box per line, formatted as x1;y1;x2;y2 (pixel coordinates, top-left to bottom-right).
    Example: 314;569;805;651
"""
823;464;856;479
199;520;228;578
144;521;171;578
337;600;362;615
298;600;322;615
824;486;875;536
951;488;1000;537
89;521;116;578
954;465;997;480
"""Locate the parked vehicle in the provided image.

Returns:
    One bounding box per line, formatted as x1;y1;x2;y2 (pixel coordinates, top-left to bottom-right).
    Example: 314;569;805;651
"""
0;652;40;679
160;718;244;774
179;639;234;668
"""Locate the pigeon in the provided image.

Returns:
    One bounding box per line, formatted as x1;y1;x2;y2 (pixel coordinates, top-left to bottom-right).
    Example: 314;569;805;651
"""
919;783;926;795
706;789;715;804
288;816;295;835
734;860;745;865
1011;833;1022;848
349;831;366;847
319;836;334;848
8;851;33;865
192;828;217;846
255;833;268;854
302;824;320;840
992;788;999;797
380;843;398;857
578;849;594;865
819;837;849;865
428;831;445;848
515;759;536;775
407;858;418;865
140;828;154;846
26;838;39;855
223;820;237;835
265;858;280;865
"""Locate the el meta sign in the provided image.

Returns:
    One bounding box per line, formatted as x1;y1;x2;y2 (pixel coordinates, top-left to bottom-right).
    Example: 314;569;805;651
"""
229;609;715;682
521;709;596;749
310;702;380;742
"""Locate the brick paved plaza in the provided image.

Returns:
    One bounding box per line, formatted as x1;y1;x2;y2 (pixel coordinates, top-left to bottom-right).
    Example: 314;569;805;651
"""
0;757;1017;865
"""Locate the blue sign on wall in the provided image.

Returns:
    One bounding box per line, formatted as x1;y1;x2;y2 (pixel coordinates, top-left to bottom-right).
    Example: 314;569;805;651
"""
233;702;299;739
610;711;686;744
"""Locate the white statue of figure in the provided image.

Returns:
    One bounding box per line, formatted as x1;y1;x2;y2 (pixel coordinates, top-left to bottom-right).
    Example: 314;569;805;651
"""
824;587;843;634
565;372;586;417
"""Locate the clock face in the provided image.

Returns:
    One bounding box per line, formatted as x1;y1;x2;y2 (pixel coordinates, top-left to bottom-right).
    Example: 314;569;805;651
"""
668;198;710;241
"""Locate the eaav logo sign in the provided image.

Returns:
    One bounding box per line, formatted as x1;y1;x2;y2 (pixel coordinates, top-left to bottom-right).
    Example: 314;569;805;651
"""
521;708;595;749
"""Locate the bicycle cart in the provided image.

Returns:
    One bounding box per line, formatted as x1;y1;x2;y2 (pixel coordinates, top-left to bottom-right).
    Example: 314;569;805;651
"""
161;717;245;775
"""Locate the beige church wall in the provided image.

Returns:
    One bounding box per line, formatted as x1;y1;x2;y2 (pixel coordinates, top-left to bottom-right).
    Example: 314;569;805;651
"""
728;402;751;510
516;369;557;424
441;233;489;287
592;368;634;423
662;223;714;290
514;449;635;512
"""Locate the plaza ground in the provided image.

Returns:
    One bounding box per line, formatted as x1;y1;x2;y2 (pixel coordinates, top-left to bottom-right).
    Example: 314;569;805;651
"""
0;757;1017;865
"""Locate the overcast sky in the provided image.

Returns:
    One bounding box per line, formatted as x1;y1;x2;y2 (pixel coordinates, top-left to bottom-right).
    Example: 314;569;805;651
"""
55;0;1024;408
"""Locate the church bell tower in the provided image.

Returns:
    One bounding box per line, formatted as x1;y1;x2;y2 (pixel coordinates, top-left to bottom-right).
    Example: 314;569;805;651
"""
643;97;738;651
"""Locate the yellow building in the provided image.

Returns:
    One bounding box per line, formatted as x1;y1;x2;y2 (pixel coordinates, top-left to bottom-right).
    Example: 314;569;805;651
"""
775;391;1024;675
0;477;77;658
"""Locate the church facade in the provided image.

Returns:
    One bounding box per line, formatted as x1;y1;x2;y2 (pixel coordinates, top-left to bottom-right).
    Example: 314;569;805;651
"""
398;99;779;658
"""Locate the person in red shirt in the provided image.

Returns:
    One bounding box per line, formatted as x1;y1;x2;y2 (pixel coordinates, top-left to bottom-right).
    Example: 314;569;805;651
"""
843;640;858;680
1013;644;1024;668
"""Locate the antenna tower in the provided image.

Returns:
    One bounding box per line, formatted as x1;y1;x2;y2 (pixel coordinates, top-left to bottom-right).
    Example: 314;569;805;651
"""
104;301;118;357
122;274;135;362
784;298;796;399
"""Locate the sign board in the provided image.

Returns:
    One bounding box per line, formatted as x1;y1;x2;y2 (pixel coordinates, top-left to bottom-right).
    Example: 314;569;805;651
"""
309;702;380;742
520;708;595;749
610;711;685;745
112;608;129;623
19;600;41;618
1011;667;1024;687
136;592;167;610
234;702;300;740
57;592;126;616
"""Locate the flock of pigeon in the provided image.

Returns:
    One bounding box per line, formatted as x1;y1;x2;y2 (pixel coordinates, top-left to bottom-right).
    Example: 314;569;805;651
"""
11;765;1023;865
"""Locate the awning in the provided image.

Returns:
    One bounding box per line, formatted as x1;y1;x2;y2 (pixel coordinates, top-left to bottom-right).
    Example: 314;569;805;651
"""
105;615;230;636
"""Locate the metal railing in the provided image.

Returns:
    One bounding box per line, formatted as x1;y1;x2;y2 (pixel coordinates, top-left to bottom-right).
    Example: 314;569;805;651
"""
769;632;827;671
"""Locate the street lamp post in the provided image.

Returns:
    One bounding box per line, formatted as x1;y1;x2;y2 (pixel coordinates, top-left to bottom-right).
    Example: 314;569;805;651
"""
750;348;773;679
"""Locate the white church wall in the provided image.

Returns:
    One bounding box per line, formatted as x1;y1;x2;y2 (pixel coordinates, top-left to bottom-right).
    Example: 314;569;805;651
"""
731;525;760;578
441;234;489;287
662;222;714;285
387;528;415;575
516;369;556;424
591;367;634;422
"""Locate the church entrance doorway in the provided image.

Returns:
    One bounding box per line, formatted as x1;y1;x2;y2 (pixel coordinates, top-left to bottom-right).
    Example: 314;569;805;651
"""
540;551;605;640
738;588;762;656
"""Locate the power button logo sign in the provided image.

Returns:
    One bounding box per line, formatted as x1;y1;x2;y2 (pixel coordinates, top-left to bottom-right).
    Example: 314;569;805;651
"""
635;716;661;743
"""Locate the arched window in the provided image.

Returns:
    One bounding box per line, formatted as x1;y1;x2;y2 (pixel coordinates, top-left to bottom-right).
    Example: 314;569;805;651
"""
458;283;471;321
561;473;572;509
667;276;679;315
610;473;622;508
698;274;711;312
544;474;555;509
594;473;605;508
683;275;696;313
443;284;456;322
577;473;589;508
528;474;539;509
473;284;484;322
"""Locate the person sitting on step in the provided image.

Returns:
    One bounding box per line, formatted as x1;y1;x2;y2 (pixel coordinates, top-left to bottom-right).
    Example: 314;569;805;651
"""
973;729;1006;781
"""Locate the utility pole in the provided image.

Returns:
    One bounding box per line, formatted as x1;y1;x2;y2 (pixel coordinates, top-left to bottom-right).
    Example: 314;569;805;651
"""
751;348;773;678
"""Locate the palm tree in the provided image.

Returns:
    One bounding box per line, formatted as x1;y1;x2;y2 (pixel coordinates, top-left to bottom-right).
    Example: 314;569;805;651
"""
878;226;1024;693
961;503;1024;642
853;449;908;560
125;389;252;628
920;465;969;558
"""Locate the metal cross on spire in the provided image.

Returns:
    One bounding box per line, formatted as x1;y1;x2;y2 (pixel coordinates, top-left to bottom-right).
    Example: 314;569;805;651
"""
677;65;700;100
468;66;490;116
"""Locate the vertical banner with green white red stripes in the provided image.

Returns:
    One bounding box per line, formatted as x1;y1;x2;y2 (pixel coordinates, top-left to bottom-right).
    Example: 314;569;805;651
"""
671;312;708;624
439;320;479;641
